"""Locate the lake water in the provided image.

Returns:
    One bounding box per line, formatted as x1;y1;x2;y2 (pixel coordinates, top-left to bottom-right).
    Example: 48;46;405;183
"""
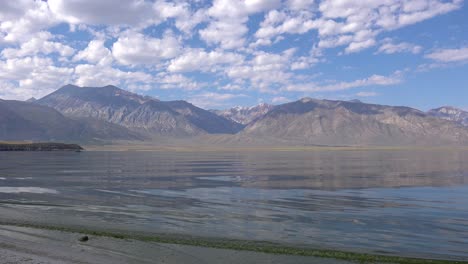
0;149;467;260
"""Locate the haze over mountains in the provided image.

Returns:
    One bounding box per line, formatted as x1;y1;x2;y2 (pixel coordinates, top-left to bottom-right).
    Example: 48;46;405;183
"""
210;103;275;125
2;84;468;146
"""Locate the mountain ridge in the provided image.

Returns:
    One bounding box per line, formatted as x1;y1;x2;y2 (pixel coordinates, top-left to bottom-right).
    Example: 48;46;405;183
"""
37;84;242;136
428;106;468;127
1;85;467;146
0;99;141;142
239;98;468;146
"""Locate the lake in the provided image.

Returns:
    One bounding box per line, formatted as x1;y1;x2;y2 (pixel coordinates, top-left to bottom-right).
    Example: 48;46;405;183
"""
0;149;467;260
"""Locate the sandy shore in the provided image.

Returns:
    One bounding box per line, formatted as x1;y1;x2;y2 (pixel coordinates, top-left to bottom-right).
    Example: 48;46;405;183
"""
0;225;351;264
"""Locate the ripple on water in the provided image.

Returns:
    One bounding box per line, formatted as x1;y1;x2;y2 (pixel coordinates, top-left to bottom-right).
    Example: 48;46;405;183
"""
0;187;58;194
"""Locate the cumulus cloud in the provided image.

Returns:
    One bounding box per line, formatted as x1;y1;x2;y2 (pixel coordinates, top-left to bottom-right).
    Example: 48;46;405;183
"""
188;92;248;108
0;56;73;99
227;49;297;91
48;0;158;27
0;0;58;43
73;63;152;87
284;72;402;92
425;47;468;62
1;32;75;59
112;31;181;66
168;49;244;73
254;0;462;54
155;73;203;90
0;0;465;105
73;39;112;65
377;39;422;54
272;96;291;104
356;91;378;97
200;0;280;49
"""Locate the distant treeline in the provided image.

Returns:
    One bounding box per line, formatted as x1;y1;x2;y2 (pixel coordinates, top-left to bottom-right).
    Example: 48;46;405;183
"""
0;142;83;151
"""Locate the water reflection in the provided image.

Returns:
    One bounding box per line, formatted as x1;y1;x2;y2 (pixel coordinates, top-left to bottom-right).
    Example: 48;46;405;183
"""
0;149;467;259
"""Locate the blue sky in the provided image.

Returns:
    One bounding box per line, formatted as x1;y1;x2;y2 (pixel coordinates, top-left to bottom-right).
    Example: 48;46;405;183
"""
0;0;467;110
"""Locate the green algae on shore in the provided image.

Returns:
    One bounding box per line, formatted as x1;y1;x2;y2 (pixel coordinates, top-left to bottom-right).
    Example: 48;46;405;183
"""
0;221;466;264
0;142;83;151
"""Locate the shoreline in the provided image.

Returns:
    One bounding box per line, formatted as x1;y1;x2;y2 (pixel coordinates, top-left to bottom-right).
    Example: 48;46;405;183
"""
0;221;466;264
0;142;83;151
82;143;468;152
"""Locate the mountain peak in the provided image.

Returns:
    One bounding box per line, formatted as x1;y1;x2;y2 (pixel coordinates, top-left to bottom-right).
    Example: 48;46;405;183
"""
428;106;468;126
300;97;314;103
37;85;242;136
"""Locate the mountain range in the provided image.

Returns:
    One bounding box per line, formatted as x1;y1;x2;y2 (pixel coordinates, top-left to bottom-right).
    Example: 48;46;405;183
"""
1;84;468;146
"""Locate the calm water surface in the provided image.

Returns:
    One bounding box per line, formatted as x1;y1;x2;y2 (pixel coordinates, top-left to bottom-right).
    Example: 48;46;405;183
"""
0;150;467;259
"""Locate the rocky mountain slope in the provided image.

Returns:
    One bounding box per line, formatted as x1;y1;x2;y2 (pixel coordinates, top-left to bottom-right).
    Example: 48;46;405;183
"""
211;103;275;125
428;106;468;127
37;85;242;136
240;98;468;146
0;99;140;142
4;85;468;146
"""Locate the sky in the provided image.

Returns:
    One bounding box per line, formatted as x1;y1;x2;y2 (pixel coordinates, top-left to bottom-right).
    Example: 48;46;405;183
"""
0;0;467;110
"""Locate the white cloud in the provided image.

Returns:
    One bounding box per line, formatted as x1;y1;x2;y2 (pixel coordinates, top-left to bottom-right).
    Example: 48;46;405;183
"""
219;83;244;91
168;49;244;73
199;19;249;49
188;92;247;108
286;0;315;11
254;0;462;54
112;31;181;66
155;73;202;90
153;1;207;35
284;72;402;92
425;47;468;62
254;10;315;41
0;0;58;43
345;38;376;54
0;0;465;104
377;39;422;54
48;0;158;27
200;0;280;49
356;91;378;97
291;56;319;70
1;32;75;59
73;64;152;87
0;56;73;99
272;96;291;104
73;39;112;65
227;49;296;91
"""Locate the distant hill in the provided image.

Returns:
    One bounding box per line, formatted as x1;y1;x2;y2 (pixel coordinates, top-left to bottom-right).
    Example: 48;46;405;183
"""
211;103;275;125
0;99;140;142
240;98;468;146
428;106;468;127
37;85;242;136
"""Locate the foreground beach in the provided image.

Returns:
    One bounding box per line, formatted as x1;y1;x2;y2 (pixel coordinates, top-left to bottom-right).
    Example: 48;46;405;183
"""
0;223;467;264
0;224;350;264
